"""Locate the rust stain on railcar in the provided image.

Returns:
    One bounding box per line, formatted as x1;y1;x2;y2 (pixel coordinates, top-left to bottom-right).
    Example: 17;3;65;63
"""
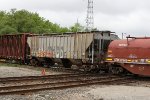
0;34;29;62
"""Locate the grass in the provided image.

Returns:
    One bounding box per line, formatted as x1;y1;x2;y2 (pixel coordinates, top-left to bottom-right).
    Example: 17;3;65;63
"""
0;62;26;67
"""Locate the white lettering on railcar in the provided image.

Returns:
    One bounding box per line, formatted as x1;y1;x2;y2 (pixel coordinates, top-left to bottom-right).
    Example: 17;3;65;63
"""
118;44;127;47
128;54;137;58
107;54;113;57
130;65;134;68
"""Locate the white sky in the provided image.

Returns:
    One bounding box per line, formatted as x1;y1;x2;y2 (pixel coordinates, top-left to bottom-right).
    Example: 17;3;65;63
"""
0;0;150;38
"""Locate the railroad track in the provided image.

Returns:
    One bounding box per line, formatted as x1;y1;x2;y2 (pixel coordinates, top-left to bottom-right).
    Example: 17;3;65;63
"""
0;73;113;87
0;73;107;83
0;74;133;95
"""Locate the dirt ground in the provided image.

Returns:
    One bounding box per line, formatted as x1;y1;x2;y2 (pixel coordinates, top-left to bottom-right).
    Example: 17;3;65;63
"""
0;65;65;77
0;65;150;100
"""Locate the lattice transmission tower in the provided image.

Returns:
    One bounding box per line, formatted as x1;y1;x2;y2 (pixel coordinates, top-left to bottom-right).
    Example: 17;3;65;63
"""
86;0;94;32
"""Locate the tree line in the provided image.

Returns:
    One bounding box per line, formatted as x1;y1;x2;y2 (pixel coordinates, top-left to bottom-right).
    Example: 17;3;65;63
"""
0;9;84;34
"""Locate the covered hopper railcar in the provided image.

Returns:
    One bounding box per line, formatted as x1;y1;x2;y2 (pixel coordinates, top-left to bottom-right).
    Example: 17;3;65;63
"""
106;36;150;76
27;31;119;71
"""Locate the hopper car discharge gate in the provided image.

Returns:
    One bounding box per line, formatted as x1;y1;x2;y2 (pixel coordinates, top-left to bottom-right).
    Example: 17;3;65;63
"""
27;31;119;71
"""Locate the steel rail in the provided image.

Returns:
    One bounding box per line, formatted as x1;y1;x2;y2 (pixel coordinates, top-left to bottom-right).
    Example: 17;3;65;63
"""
0;73;111;83
0;76;132;95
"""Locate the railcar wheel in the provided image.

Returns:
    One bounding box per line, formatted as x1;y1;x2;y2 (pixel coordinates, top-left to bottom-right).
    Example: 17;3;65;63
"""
30;58;39;66
109;65;124;74
43;58;55;67
62;59;72;68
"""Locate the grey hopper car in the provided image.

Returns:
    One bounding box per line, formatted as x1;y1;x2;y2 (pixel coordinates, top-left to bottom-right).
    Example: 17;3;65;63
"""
27;31;119;68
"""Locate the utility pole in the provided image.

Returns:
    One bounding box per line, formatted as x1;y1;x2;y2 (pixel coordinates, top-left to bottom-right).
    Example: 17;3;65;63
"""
122;33;126;39
86;0;94;32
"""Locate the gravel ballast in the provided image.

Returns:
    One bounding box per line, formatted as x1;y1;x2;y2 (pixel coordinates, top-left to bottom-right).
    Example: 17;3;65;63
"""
0;65;150;100
0;85;150;100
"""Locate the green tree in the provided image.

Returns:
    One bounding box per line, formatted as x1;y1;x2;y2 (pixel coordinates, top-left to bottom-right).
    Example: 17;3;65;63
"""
0;9;71;34
0;9;92;34
0;26;17;34
70;23;84;32
0;11;8;34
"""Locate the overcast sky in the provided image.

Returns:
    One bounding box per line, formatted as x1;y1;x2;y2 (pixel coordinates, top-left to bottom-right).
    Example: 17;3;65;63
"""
0;0;150;38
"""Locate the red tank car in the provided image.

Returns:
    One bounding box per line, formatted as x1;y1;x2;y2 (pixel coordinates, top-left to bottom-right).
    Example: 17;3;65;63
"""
106;37;150;76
